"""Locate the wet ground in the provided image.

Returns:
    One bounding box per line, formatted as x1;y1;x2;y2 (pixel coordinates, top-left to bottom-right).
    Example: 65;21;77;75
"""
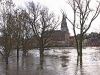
0;47;100;75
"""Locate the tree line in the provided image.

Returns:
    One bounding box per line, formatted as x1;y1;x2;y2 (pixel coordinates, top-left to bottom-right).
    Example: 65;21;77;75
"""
0;0;59;64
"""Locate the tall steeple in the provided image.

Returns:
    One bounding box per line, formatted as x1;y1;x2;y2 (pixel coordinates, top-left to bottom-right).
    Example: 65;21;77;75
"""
61;13;69;32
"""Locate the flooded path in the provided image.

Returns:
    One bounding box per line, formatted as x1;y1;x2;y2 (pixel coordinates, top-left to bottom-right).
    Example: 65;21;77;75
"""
0;47;100;75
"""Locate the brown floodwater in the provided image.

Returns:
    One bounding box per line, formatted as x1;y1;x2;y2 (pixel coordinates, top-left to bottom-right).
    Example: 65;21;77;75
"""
0;47;100;75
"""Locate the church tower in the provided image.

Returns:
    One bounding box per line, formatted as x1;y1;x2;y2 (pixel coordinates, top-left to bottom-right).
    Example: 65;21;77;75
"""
61;13;70;45
61;13;69;33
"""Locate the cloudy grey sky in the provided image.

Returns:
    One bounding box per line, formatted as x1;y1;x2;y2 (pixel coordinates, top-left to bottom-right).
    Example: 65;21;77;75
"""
12;0;100;35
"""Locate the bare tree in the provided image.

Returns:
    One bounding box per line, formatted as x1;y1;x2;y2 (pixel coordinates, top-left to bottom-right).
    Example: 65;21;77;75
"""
0;0;15;64
27;2;59;57
65;0;100;58
17;9;31;57
10;9;31;58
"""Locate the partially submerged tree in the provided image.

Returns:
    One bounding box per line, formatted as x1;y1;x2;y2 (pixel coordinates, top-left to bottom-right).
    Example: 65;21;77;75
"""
13;9;31;58
27;2;59;57
18;10;31;57
0;0;15;64
65;0;100;58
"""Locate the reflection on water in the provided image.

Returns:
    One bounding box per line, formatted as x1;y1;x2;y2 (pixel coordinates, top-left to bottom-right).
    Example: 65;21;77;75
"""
0;47;100;75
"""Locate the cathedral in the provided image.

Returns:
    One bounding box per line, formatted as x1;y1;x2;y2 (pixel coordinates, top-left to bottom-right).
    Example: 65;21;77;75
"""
51;13;70;46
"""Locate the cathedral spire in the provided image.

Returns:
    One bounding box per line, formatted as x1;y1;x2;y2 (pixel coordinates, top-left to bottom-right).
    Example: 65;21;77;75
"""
61;13;69;32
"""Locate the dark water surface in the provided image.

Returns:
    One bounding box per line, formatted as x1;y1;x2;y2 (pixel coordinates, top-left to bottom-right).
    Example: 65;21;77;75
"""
0;47;100;75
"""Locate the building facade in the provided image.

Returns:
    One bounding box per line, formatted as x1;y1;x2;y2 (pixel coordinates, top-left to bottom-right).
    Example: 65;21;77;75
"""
51;13;70;46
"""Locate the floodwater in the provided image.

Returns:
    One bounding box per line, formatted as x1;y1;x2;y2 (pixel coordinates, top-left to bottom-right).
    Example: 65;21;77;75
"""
0;47;100;75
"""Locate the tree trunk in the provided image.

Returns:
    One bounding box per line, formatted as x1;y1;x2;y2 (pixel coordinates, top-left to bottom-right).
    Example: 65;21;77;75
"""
40;55;44;69
76;40;80;56
5;53;9;65
40;46;44;57
22;43;27;57
39;45;44;69
22;39;27;57
23;49;27;57
17;46;19;61
79;33;83;64
80;42;83;65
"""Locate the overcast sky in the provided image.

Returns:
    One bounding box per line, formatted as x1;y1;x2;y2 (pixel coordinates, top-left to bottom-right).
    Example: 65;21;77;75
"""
12;0;100;36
